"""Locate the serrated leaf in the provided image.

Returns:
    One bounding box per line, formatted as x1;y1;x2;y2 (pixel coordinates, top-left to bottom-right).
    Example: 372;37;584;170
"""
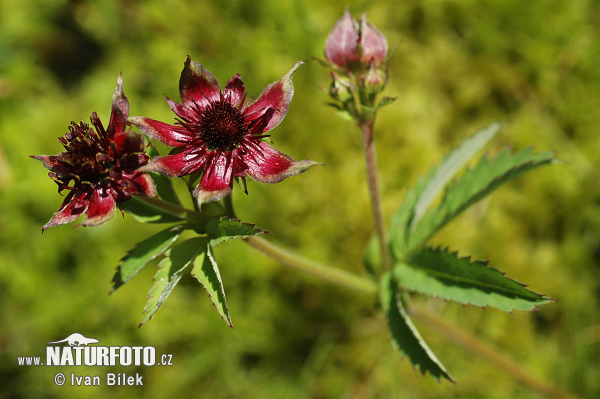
191;242;233;327
123;197;185;224
396;247;552;311
206;216;265;247
390;172;433;261
408;147;555;253
381;273;454;382
140;237;206;325
411;123;500;230
111;225;183;293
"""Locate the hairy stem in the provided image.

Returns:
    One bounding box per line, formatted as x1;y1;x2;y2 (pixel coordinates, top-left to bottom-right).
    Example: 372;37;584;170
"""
134;195;205;223
360;119;391;270
246;236;378;294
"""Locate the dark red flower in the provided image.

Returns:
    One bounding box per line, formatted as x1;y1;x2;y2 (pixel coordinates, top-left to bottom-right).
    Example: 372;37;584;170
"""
325;10;388;71
130;56;318;205
32;75;156;231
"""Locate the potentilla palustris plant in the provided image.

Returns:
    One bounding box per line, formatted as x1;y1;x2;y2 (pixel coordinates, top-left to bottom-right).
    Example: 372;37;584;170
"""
33;9;558;387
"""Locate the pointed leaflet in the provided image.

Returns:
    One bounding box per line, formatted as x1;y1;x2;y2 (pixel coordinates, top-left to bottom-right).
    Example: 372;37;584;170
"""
396;247;552;311
407;147;555;254
140;237;205;325
410;123;500;231
111;225;183;292
389;172;433;261
206;216;265;247
191;241;233;327
381;273;454;382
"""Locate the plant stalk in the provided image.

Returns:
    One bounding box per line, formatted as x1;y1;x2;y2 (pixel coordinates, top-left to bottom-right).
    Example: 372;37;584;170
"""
360;119;391;270
246;236;378;294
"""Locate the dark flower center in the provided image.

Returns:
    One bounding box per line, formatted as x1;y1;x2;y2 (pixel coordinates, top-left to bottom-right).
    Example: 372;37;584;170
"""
198;100;248;151
56;120;114;189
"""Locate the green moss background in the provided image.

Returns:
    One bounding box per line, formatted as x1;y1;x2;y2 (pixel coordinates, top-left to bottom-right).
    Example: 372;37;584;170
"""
1;0;599;397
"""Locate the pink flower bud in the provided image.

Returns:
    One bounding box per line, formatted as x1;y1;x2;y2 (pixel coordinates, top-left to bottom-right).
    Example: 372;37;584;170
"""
325;11;388;71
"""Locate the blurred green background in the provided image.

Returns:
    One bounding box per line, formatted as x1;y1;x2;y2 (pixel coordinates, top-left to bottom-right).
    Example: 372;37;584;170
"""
1;0;599;397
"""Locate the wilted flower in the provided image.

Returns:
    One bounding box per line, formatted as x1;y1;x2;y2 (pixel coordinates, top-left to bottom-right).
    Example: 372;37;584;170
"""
32;75;156;231
130;56;318;205
325;10;388;71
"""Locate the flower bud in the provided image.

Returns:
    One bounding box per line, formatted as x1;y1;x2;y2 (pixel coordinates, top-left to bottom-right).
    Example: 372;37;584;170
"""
325;10;388;71
328;72;353;103
359;64;387;94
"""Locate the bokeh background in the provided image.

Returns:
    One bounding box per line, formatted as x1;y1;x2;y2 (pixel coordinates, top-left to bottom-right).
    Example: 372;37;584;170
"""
1;0;599;398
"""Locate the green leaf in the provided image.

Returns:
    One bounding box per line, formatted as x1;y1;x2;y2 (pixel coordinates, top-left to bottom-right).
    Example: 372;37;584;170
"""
380;273;454;382
408;147;555;253
396;247;553;311
363;234;382;276
111;225;183;293
389;173;432;261
140;237;206;326
150;171;182;206
410;123;500;230
123;196;185;224
191;241;233;327
377;96;397;109
206;216;265;247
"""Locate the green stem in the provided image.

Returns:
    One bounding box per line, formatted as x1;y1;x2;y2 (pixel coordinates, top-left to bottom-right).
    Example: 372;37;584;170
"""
360;119;391;270
246;236;378;294
134;195;206;223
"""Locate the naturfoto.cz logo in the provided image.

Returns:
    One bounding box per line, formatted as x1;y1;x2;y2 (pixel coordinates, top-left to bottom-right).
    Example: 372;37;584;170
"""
17;333;174;387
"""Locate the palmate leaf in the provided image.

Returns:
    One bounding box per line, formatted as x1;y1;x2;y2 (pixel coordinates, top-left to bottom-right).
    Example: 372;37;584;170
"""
389;172;433;262
206;216;265;247
381;273;454;382
410;123;500;231
396;247;553;312
191;241;232;327
140;237;206;326
407;147;555;254
111;225;183;293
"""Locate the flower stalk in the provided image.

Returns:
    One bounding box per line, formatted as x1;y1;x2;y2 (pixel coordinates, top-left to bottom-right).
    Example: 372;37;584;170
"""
360;118;391;270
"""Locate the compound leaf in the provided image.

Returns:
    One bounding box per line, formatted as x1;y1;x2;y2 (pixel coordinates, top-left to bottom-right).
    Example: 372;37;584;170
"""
191;242;232;327
140;237;205;326
408;147;555;253
411;123;500;230
396;247;553;311
111;225;183;293
206;216;265;247
381;273;454;382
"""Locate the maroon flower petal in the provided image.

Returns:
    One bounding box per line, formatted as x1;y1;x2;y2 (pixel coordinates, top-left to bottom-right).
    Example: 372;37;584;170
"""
224;74;246;107
180;56;221;110
142;148;206;177
193;153;234;204
245;61;303;133
82;188;117;227
324;10;360;66
126;173;158;197
31;154;70;176
107;73;129;138
42;191;89;231
129;116;193;147
166;96;197;122
244;140;320;183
